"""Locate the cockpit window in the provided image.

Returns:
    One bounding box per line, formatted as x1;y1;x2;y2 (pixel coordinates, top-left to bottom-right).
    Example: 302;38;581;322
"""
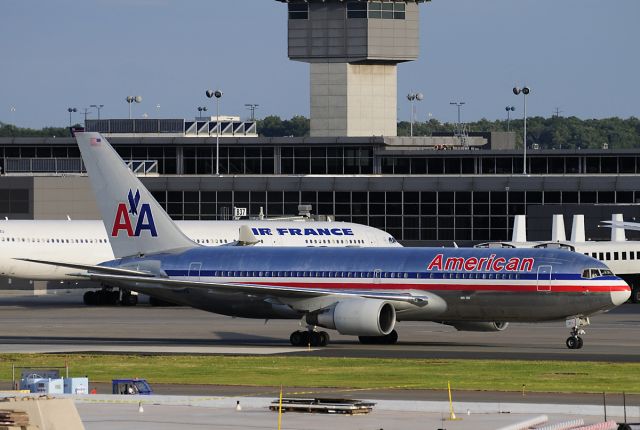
582;268;613;279
388;236;397;244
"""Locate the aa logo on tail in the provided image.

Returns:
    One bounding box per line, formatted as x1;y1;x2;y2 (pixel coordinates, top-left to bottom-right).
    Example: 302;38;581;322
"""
112;189;158;237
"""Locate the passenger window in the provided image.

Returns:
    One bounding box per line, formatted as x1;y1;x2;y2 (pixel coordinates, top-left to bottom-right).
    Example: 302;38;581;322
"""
614;252;619;260
622;252;627;261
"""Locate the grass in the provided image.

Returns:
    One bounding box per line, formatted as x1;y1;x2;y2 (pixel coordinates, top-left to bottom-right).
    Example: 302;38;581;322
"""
1;354;638;394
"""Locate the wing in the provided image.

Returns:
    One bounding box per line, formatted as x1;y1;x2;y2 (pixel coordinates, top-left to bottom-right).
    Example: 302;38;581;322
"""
18;258;430;306
14;258;156;277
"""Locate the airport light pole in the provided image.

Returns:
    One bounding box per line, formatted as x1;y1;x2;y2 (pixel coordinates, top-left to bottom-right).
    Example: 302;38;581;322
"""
505;105;515;132
407;92;423;137
245;104;259;121
126;96;142;120
67;107;77;128
449;101;465;138
512;86;531;175
81;107;93;126
90;104;104;120
196;107;208;136
206;89;223;175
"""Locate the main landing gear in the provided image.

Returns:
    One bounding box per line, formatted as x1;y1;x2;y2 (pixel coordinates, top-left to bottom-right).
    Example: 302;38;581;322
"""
565;317;589;350
290;329;330;347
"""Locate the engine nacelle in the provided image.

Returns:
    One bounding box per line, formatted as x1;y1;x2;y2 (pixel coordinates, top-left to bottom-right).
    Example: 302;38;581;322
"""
307;299;396;336
444;321;509;332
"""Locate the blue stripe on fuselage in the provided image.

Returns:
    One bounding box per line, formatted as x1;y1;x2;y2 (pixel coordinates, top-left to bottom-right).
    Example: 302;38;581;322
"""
107;246;612;281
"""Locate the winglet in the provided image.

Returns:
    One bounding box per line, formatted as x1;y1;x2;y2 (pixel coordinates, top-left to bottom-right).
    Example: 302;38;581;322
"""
75;132;196;258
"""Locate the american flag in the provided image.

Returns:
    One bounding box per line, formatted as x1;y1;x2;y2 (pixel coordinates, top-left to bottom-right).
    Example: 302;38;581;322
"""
90;137;101;146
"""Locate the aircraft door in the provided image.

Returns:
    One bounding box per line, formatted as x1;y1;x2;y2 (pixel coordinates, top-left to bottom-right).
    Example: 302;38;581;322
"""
536;265;552;292
374;269;381;284
188;262;202;281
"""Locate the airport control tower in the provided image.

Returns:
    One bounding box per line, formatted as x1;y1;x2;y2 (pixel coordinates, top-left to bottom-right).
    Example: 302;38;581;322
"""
276;0;429;137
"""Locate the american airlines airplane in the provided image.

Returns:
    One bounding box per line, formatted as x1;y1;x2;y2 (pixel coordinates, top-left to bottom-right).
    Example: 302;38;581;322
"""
22;133;631;349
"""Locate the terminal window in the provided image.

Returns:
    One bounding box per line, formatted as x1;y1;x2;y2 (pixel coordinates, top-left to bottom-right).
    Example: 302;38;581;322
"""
288;3;308;19
347;1;405;19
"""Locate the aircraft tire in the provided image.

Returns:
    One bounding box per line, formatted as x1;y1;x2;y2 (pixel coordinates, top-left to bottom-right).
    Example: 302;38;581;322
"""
290;331;303;347
121;292;138;307
566;336;579;349
576;336;584;349
106;290;119;306
631;286;640;304
318;331;330;347
83;291;96;306
301;331;311;346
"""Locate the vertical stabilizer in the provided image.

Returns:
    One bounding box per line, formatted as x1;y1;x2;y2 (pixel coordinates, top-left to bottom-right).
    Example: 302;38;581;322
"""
551;214;566;242
570;214;585;243
75;132;196;258
611;214;627;242
511;215;527;243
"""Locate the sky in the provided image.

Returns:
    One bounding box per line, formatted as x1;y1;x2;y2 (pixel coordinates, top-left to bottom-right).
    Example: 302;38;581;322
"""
1;0;638;129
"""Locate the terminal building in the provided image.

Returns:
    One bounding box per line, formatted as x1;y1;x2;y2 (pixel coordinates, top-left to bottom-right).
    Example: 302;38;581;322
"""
1;128;639;247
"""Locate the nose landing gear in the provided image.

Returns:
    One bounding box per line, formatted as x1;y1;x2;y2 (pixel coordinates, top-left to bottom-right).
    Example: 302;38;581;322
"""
565;317;589;350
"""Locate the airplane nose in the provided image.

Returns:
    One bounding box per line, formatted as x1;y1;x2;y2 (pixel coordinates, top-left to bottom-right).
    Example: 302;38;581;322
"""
611;285;631;306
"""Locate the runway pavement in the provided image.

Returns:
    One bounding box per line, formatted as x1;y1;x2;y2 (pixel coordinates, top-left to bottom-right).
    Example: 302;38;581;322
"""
0;291;639;362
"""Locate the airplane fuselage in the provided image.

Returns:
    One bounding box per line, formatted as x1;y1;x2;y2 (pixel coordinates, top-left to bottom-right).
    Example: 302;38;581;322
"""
104;246;629;323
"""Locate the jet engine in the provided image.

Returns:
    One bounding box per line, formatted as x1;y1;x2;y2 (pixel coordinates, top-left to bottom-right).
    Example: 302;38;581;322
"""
306;299;396;336
443;321;509;332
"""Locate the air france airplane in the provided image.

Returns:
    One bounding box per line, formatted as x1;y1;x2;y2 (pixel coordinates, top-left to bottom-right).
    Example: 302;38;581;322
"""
0;219;400;281
22;133;631;349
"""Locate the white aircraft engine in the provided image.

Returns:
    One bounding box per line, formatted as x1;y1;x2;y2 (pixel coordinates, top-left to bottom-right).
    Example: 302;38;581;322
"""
307;299;396;336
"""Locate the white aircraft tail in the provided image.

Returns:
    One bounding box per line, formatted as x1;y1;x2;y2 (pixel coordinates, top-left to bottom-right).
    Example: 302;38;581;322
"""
551;214;566;242
511;215;527;243
75;132;197;258
570;214;585;243
610;213;627;242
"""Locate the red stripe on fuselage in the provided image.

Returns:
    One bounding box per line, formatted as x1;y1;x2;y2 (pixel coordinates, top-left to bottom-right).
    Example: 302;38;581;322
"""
239;281;629;293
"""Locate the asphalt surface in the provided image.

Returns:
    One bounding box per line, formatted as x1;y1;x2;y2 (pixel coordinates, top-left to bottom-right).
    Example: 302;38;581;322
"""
0;291;638;362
